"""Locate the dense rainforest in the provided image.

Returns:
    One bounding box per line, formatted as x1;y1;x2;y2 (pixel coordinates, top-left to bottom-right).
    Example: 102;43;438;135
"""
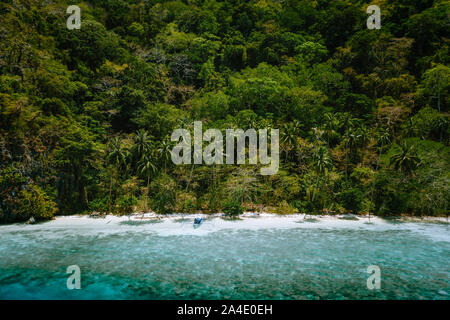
0;0;449;223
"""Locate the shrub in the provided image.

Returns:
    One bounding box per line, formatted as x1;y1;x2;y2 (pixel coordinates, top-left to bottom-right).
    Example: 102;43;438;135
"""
88;197;108;214
150;174;176;214
222;199;244;217
0;167;57;223
339;188;364;213
409;107;448;141
291;200;306;212
17;184;58;221
361;198;375;214
115;195;137;215
350;167;374;188
274;200;298;214
175;192;197;213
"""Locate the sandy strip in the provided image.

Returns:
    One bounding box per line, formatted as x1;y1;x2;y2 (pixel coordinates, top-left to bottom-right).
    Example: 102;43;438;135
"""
0;213;448;243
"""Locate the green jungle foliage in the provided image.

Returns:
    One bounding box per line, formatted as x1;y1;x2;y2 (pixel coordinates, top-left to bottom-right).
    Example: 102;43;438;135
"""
0;0;449;222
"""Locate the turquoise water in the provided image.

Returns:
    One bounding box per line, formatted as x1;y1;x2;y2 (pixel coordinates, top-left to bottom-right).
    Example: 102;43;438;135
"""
0;215;448;299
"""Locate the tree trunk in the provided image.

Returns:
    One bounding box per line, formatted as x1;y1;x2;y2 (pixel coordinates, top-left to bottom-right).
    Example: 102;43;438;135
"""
369;142;384;221
142;175;150;219
186;163;195;192
345;141;349;180
108;175;113;214
312;174;320;202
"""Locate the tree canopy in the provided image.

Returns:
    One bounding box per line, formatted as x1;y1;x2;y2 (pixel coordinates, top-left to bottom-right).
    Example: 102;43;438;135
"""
0;0;449;222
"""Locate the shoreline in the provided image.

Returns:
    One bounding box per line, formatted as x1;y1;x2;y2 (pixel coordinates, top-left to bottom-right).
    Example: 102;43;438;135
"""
1;212;448;227
64;211;450;223
1;212;448;243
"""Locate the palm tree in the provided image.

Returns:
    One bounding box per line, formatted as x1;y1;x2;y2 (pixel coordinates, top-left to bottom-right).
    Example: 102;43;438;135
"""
323;113;338;146
108;137;128;169
132;129;152;163
390;143;420;175
375;129;391;170
312;146;332;202
281;122;300;162
137;153;157;213
107;137;128;214
312;127;325;146
313;146;332;176
157;138;173;174
186;147;202;192
369;128;390;219
337;113;359;179
357;125;371;149
342;127;361;179
292;120;302;132
337;113;358;135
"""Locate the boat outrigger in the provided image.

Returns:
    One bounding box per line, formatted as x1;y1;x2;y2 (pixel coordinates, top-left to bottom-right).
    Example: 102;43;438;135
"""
193;217;204;228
